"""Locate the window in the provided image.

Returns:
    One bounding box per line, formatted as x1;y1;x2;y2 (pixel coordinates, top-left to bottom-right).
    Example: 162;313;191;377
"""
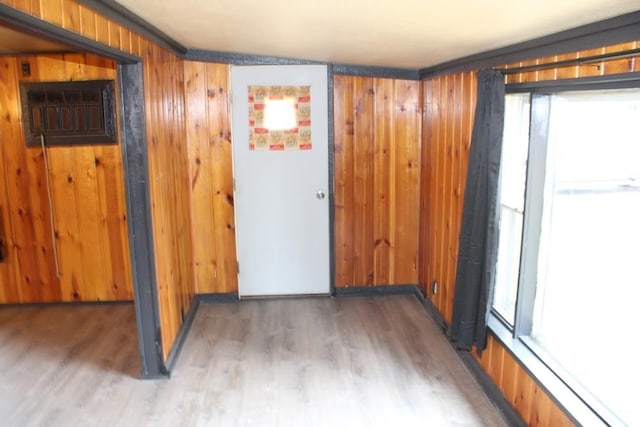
493;87;640;426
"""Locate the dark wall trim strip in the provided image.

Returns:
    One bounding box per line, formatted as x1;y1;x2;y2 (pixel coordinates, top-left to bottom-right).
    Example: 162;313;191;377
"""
119;62;166;379
0;5;139;63
185;49;320;65
333;284;422;298
457;351;527;427
506;71;640;93
420;296;525;427
420;10;640;79
333;63;419;80
327;64;336;296
78;0;187;55
198;293;241;304
164;296;199;375
501;47;640;75
185;49;420;80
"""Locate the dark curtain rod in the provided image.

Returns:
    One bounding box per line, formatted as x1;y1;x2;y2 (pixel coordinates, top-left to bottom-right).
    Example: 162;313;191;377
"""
497;47;640;75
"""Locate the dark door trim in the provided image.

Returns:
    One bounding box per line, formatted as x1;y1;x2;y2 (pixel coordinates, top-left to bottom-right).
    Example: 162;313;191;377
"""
0;4;166;378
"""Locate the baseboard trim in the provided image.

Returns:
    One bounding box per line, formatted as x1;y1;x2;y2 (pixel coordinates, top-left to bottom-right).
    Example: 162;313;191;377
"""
198;293;241;304
420;296;525;427
164;295;200;376
333;284;422;298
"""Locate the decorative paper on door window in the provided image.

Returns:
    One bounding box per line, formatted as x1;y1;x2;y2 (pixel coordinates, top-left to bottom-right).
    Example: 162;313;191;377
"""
248;85;312;151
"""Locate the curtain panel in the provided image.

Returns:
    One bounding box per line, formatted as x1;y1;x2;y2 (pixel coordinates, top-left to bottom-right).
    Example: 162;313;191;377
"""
450;69;505;355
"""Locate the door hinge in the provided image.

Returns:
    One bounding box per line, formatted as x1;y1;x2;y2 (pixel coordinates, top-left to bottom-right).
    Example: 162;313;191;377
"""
229;92;233;106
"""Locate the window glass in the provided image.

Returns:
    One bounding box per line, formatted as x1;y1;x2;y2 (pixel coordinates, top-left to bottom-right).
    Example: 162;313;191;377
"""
530;89;640;425
493;93;530;325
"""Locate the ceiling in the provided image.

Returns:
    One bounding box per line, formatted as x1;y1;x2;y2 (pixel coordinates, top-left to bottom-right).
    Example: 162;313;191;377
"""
0;25;71;55
112;0;640;69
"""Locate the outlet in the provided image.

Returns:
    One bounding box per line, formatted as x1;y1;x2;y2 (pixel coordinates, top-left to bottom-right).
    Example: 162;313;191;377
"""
431;280;438;295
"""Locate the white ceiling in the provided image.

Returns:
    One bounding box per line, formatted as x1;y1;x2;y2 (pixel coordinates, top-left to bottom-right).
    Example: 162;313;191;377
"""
114;0;639;69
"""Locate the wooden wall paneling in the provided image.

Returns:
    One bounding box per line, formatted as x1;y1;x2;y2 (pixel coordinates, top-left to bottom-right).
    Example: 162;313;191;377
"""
434;76;447;316
145;43;195;359
205;63;237;293
0;56;23;303
373;78;394;285
419;43;640;423
40;0;63;27
418;79;433;295
94;10;109;46
352;77;375;286
391;80;420;285
603;41;637;74
3;0;197;364
184;61;215;293
78;3;96;41
0;55;59;303
184;61;237;295
333;75;355;287
61;0;80;33
0;52;134;303
9;0;32;14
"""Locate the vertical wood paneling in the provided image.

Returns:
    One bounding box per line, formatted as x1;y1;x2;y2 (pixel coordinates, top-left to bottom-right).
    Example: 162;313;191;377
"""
420;42;640;425
333;75;355;286
352;77;375;285
373;79;393;284
0;53;133;303
184;71;420;292
144;44;195;359
183;61;237;294
3;0;196;365
334;75;420;287
392;80;420;284
0;56;24;303
420;69;576;425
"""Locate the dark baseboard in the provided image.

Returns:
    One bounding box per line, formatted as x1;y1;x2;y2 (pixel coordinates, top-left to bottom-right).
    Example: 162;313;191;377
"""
333;284;422;298
0;300;134;308
457;351;527;427
198;293;241;304
420;296;525;427
164;295;200;376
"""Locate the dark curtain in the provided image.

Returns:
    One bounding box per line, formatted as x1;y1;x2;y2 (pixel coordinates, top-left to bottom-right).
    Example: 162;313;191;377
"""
450;69;505;355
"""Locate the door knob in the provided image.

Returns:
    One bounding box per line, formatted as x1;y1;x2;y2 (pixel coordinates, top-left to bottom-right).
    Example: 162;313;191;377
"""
316;190;326;200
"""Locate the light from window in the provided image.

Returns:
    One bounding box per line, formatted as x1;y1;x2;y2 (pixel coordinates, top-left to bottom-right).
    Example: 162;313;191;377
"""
263;98;297;130
494;88;640;426
493;93;530;325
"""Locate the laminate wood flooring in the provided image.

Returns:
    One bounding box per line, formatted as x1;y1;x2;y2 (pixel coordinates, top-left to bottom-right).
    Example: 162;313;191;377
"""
0;295;507;427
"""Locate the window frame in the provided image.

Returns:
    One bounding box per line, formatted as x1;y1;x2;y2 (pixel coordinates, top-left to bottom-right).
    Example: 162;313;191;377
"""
488;72;640;427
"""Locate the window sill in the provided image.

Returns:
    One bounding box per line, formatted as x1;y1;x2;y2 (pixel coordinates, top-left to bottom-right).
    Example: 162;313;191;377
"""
487;314;608;426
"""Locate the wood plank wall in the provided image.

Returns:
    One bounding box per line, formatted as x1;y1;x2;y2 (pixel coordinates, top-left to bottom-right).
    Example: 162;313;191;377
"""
420;40;640;426
183;62;237;294
334;75;421;287
181;71;422;292
0;53;133;303
0;0;196;360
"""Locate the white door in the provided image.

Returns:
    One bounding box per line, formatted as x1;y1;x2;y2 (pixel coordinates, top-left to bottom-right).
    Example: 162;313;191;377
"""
231;65;330;297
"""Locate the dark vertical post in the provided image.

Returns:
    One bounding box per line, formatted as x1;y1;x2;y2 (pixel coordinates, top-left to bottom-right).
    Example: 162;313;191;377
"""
118;62;166;378
327;64;336;296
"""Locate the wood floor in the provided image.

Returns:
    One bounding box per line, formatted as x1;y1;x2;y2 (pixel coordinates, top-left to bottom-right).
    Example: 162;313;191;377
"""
0;295;507;427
